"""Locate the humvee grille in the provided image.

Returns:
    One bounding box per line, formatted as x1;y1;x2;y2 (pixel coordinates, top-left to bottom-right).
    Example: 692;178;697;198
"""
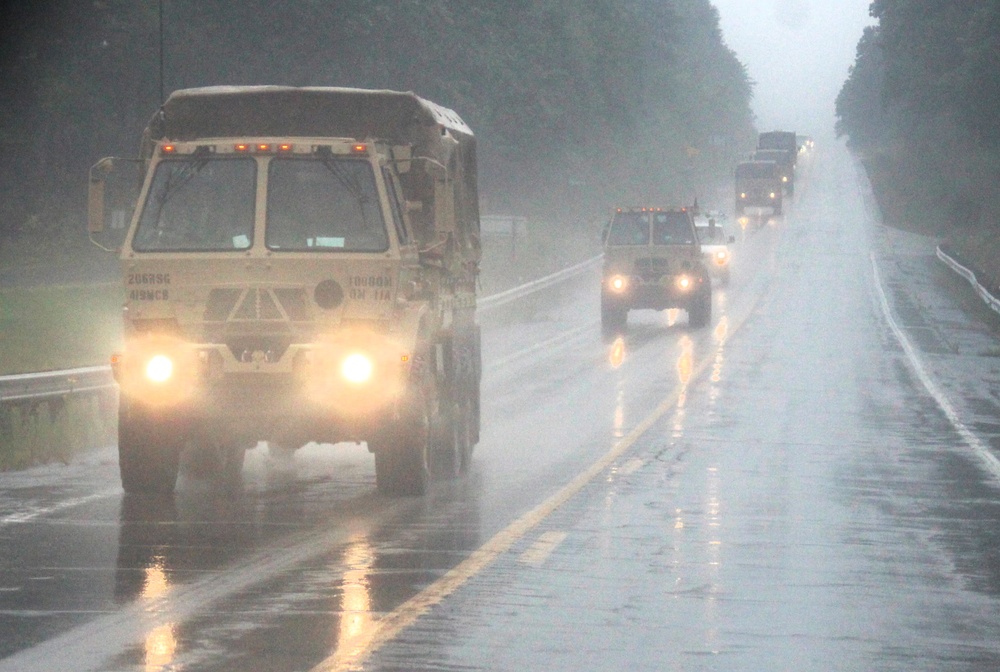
635;257;672;281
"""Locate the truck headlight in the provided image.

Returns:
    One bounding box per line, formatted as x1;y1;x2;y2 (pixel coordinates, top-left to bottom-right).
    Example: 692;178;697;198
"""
739;192;747;199
676;274;693;291
145;354;175;383
770;192;777;199
341;352;374;384
714;250;729;264
608;275;628;292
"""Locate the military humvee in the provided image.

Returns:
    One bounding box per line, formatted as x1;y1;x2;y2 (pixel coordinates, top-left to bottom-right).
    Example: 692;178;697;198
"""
88;86;482;496
601;207;711;333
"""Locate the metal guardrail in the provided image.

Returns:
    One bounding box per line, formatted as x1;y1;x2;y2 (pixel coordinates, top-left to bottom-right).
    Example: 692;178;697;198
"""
0;255;602;404
0;365;115;404
936;245;1000;316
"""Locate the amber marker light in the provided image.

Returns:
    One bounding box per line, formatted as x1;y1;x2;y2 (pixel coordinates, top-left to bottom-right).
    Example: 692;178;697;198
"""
352;144;368;154
278;143;293;152
161;145;176;154
257;143;271;152
235;143;250;152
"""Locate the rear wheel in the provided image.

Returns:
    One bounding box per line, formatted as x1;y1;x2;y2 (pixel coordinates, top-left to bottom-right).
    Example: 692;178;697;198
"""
118;399;183;495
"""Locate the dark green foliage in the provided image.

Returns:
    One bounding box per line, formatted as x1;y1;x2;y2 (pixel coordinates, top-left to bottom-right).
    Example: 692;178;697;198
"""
0;0;754;256
836;1;1000;235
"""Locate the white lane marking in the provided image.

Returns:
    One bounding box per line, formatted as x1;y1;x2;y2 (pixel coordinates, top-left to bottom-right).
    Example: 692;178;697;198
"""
871;253;1000;482
0;488;121;527
488;322;595;370
518;531;569;567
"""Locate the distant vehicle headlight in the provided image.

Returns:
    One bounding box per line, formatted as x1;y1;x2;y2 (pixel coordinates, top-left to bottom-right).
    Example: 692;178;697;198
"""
781;176;788;183
739;192;747;199
145;354;174;384
714;250;729;264
676;274;693;291
341;352;374;384
769;192;777;199
608;275;628;292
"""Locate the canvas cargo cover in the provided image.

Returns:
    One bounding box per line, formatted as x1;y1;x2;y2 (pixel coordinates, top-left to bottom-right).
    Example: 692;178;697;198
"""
147;86;473;146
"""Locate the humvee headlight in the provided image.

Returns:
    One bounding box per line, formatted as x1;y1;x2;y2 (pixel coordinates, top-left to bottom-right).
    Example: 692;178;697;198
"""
608;275;628;292
341;352;374;384
145;354;174;384
676;275;693;291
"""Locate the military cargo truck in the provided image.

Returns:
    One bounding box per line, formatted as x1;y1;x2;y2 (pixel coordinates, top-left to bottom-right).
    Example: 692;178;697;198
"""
601;207;711;333
751;148;794;195
757;131;798;167
734;160;783;216
88;86;482;496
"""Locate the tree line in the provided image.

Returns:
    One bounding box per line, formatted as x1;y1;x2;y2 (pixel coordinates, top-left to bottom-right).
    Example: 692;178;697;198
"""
836;0;1000;235
0;0;755;261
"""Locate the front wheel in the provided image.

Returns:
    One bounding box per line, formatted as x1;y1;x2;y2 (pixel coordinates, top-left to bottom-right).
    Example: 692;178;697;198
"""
374;392;431;496
118;399;183;495
688;287;712;328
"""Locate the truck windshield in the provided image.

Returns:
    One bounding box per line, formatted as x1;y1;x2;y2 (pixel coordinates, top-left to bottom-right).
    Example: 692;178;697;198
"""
606;212;649;246
266;157;388;252
133;157;256;252
652;212;695;245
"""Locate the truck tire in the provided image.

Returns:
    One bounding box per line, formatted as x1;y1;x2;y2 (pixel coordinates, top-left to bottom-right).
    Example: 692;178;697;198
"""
118;399;182;495
688;287;712;328
188;439;246;491
374;391;431;496
434;401;471;479
601;303;627;336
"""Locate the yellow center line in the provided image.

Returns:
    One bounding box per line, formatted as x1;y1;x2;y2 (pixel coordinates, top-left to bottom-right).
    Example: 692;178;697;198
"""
518;530;570;567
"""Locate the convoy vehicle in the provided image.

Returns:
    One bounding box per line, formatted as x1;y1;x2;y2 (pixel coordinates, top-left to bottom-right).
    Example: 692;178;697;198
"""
693;211;735;286
601;207;711;333
751;148;794;194
87;86;482;496
735;160;783;217
758;130;799;165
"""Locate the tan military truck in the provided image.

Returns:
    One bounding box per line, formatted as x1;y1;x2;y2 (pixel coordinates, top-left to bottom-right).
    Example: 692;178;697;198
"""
601;207;711;333
88;86;482;496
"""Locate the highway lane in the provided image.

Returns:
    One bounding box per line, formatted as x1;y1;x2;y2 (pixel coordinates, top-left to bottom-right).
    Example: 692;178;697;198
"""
3;139;1000;671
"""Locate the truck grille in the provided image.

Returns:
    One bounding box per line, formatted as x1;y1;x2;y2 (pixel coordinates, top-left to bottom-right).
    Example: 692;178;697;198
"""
205;287;311;322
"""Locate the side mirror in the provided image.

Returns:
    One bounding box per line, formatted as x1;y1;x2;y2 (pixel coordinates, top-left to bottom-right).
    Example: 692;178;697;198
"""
87;157;115;233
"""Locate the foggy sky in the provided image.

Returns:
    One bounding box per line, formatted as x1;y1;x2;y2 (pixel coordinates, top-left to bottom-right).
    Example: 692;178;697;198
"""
711;0;875;140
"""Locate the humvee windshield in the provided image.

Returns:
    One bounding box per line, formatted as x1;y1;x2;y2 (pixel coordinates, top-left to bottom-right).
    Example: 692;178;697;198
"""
607;210;694;246
266;158;388;252
134;157;256;252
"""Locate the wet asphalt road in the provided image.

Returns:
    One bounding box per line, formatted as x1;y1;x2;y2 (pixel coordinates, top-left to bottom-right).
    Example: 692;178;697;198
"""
3;139;1000;671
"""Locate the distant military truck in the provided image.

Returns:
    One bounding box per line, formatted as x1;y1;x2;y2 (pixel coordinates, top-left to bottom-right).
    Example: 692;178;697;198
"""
758;131;798;165
601;207;711;333
752;148;794;194
735;161;783;217
87;86;482;496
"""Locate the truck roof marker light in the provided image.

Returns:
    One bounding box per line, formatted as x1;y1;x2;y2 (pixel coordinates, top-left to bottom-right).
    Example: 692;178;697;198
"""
257;143;271;152
352;144;368;154
278;143;293;152
161;145;176;154
235;143;250;152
